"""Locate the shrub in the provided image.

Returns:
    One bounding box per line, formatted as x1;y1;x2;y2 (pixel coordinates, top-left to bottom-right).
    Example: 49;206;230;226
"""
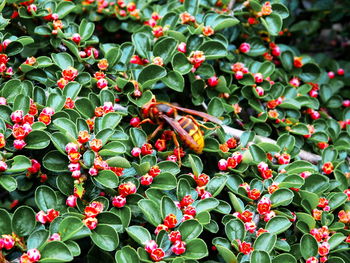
0;0;349;262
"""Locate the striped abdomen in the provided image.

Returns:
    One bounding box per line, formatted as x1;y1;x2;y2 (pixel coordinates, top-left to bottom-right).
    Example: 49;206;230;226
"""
178;117;204;154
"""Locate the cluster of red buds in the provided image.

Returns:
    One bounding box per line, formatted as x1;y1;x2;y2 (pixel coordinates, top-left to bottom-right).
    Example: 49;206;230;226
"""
10;106;53;150
130;55;149;66
94;102;114;117
20;248;41;263
169;230;186;255
237;240;254;255
57;66;79;89
257;161;273;179
0;42;13;77
155;213;178;234
317;197;330;212
308;82;320;98
263;42;281;61
218;151;243;171
144;240;165;262
219;137;237;152
140;165;161;186
233;210;257;233
202;25;214;37
180;12;196;25
309;226;331;262
174;195;196;221
35;209;60;224
207;75;219;87
231;62;249;80
338;209;350;224
188;51;206;69
131;143;154;157
144;12;161;28
79;46;99;59
115;1;140;19
185;173;210;200
82;201;104;230
0;234;15;250
239;182;261;200
112;182;137;208
257;196;274;222
328;68;345;79
322;162;334;175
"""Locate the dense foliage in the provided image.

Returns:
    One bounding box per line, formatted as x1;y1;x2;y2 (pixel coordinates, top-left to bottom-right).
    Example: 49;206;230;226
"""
0;0;349;262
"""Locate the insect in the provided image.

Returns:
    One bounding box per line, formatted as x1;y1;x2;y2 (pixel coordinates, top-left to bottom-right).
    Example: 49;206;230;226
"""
139;98;222;155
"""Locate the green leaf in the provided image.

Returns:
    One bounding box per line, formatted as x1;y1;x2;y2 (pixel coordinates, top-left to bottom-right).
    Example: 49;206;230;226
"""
299;63;321;82
216;245;238;263
328;233;346;250
271;189;294;207
27;229;49;250
153;37;177;64
51;52;74;70
13;94;30;114
25;130;51;149
132;32;151;59
300;234;318;259
43;150;69;172
261;13;282;36
184;0;199;15
59;216;91;241
47;93;66;112
253;233;277;252
126;226;151;245
63;81;81;99
151;172;177;190
328;193;347;210
206;176;228;197
199;41;227;59
272;254;296;263
75;98;95;118
12;206;36;236
79;19;95;40
280;51;294;71
172;53;192;75
0;175;17;192
35;185;57;211
265;216;292;235
94;170;119;189
179;219;203;242
53;118;78;141
225;219;245;242
182;238;208;259
115;246;140;263
102;112;122;130
40;241;73;262
249;144;267;163
162;71;184;92
196;198;219;214
208;97;224;117
56;1;76;19
129;128;147;147
6;155;32;173
0;209;12;234
251;251;271;263
91;224;119;252
138;199;162;227
138;65;167;88
106;156;131;168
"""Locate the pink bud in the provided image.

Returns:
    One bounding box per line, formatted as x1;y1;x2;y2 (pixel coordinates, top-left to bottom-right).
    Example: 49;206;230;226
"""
201;191;212;199
328;71;335;79
68;163;80;172
177;42;187;53
254;73;264;83
0;97;6;105
13;139;26;150
27;248;41;262
71;170;81;178
171;240;186;255
66;195;77;207
27;4;37;13
337;68;345;76
131;147;141;157
89;167;98;176
218;159;228;171
309;89;318;98
97;78;108;89
71;33;81;44
0;161;7;172
1;235;15;250
140;174;153;185
130;117;141;127
145;240;158;253
255;86;264;96
112;195;126;208
49;233;61;241
11;110;24;123
235;71;244;80
167;155;177;162
342;100;350;107
36;211;47;224
42;107;55;116
65;142;79;154
272;46;281;56
239;42;251;53
207;76;219;87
